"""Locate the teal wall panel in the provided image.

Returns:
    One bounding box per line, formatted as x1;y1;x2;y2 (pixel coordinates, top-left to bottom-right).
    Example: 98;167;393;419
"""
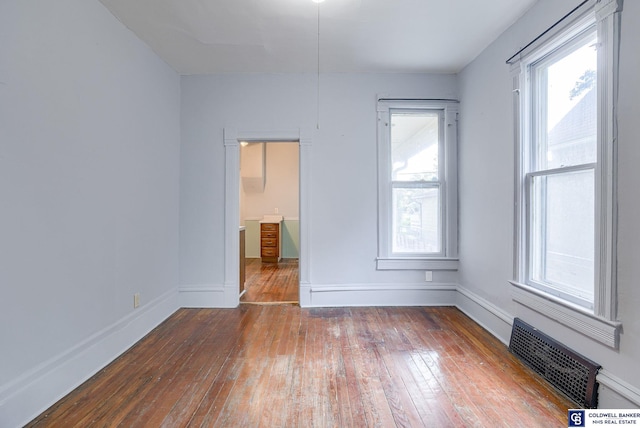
244;219;299;259
282;220;299;258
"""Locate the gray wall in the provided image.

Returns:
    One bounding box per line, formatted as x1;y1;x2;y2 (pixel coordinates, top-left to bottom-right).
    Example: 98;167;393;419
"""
0;0;181;425
179;73;460;298
458;0;640;408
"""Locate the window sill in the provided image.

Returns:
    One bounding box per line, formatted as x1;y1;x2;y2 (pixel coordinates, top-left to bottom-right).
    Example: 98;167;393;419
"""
376;258;459;271
510;280;621;349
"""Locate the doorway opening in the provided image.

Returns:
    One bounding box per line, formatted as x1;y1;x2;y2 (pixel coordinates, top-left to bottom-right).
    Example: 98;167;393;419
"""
224;128;310;308
239;141;300;305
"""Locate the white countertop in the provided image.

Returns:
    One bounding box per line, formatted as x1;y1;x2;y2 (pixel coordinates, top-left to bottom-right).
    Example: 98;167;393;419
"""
259;215;283;223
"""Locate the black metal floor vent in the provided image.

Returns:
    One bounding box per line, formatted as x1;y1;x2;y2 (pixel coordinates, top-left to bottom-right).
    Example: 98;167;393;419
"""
509;318;601;408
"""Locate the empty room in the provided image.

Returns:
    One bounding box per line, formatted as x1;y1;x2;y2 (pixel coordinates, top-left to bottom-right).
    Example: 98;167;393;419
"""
2;0;639;426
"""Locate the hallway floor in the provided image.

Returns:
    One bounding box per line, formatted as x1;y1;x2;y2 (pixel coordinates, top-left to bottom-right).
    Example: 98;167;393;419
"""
240;258;299;304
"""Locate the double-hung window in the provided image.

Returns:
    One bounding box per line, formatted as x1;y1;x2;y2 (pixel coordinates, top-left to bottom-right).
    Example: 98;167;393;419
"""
527;26;598;308
510;0;622;347
377;100;458;270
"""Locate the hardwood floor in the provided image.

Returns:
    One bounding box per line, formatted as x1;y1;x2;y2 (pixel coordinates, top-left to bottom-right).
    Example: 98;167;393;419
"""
27;306;573;427
240;258;299;304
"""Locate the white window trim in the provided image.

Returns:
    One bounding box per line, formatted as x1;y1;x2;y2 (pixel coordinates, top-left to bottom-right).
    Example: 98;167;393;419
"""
376;99;459;271
511;0;622;347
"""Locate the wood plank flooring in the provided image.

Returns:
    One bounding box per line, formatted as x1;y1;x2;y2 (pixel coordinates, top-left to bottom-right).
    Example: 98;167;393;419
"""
240;258;299;304
27;306;573;427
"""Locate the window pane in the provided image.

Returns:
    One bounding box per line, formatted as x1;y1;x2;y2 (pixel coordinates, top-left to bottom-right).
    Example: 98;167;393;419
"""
391;112;439;181
537;32;597;170
530;169;594;303
392;187;440;253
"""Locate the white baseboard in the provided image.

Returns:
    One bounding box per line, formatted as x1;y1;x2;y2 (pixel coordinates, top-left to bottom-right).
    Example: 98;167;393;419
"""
178;284;231;308
299;282;312;307
304;283;458;307
597;370;640;408
455;286;514;345
0;288;179;428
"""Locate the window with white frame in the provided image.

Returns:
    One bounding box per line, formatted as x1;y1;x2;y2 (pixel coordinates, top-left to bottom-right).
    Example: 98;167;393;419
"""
377;100;458;271
528;25;598;308
510;0;622;347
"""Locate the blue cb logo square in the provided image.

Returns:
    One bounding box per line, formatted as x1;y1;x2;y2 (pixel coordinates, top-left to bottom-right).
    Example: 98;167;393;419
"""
569;410;586;427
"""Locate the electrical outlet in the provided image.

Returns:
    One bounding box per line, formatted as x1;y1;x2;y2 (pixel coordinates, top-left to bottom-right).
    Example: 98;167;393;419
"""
425;271;433;282
274;208;279;214
134;293;140;308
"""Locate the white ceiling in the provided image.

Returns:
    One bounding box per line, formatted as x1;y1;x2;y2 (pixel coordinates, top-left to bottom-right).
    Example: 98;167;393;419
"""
99;0;538;75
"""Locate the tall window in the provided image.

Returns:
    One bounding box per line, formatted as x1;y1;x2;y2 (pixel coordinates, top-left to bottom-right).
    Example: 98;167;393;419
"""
391;110;443;254
527;27;597;309
511;0;622;347
377;100;458;270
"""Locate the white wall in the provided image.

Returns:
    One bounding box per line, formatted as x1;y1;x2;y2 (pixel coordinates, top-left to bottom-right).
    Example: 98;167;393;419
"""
458;0;640;408
241;142;299;221
180;73;460;305
0;0;181;425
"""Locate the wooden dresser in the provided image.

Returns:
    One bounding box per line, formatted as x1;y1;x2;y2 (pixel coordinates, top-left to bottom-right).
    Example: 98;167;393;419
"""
260;221;282;263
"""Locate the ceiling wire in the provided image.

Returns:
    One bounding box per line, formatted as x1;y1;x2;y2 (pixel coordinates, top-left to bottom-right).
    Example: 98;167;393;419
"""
316;1;321;130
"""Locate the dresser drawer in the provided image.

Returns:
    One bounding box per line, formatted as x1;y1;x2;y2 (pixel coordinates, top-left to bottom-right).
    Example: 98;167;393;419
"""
262;238;277;247
261;247;278;257
261;230;278;239
261;223;278;231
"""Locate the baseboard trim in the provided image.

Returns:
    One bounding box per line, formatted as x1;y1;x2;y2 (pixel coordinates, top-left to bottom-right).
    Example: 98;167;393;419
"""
0;288;179;428
455;286;514;345
178;284;230;308
304;283;457;307
299;282;312;307
597;369;640;407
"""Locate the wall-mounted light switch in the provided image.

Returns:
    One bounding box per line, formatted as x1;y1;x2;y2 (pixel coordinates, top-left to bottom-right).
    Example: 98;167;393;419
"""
425;271;433;282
